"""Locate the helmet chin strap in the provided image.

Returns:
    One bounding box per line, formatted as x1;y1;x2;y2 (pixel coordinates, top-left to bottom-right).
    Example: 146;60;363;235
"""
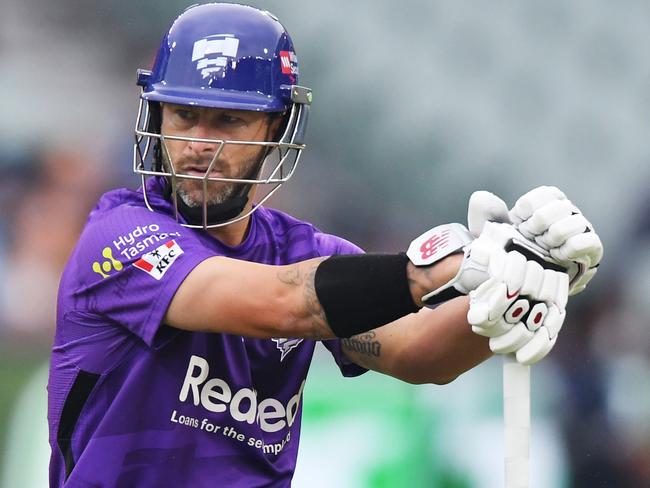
165;182;251;227
162;147;271;228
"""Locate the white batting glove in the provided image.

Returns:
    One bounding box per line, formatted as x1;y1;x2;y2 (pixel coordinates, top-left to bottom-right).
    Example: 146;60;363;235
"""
468;188;603;295
408;221;569;364
509;186;602;295
467;247;569;365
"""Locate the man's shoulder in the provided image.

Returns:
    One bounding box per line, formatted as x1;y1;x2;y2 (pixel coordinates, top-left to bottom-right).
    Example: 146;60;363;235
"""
255;206;315;232
64;188;198;286
88;184;170;221
256;206;364;256
85;183;178;230
314;232;363;256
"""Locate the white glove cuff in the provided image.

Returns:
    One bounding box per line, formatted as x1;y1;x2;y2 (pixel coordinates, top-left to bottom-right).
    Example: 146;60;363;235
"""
406;223;474;305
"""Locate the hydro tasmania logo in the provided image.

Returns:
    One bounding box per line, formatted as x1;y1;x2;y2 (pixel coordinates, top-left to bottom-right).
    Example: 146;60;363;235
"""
92;247;123;279
133;240;184;280
271;338;303;361
192;34;239;79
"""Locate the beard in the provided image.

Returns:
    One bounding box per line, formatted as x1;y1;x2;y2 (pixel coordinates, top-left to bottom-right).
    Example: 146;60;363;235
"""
165;153;263;208
176;178;240;207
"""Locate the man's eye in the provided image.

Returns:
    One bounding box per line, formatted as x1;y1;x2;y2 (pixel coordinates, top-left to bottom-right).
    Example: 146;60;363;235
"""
176;110;195;121
219;114;243;125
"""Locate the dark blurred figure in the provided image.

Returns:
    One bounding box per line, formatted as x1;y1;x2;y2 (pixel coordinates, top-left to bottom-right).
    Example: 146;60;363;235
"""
555;291;635;487
555;184;650;488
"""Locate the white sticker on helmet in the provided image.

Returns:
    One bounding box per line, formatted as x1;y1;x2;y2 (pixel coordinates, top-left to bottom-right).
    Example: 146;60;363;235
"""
192;35;240;78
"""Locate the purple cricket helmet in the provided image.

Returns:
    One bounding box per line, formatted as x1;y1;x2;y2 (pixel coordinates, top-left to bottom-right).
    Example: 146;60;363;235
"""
134;3;312;228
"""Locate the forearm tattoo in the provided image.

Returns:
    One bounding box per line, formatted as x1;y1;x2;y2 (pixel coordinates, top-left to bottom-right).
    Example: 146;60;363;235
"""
277;267;302;286
276;259;332;339
342;331;382;360
341;330;381;369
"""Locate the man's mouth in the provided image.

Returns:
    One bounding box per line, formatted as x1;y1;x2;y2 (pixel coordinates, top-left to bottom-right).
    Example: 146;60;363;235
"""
181;166;225;178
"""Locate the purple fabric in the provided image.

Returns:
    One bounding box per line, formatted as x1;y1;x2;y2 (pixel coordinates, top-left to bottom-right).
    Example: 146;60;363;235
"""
48;178;365;487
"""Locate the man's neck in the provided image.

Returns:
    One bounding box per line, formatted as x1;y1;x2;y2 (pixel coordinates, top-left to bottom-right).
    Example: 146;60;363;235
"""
207;216;251;247
205;198;255;247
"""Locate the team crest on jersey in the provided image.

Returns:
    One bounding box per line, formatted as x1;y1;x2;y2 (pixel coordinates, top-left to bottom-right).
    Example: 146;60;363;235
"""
272;338;303;361
133;240;184;280
192;34;239;79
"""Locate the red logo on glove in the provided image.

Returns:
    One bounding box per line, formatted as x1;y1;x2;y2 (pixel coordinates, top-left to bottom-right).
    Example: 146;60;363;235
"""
420;230;450;260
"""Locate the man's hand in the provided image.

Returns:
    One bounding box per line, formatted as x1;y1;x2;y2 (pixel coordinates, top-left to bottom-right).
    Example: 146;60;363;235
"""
468;187;603;295
466;240;569;365
408;220;569;364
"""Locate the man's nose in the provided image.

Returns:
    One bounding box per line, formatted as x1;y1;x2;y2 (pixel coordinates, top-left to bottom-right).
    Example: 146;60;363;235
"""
188;122;223;155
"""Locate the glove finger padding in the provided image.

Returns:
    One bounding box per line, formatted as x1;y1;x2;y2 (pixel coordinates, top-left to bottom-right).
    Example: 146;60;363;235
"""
535;213;590;249
550;232;603;268
506;185;603;296
471;319;513;338
567;267;597;296
504;298;530;324
516;328;557;365
508;186;567;225
525;302;548;331
489;323;534;354
467;191;511;237
515;305;565;365
542;304;565;339
550;231;602;295
467;278;511;325
518;199;575;240
520;260;544;297
494;250;527;295
467;249;569;364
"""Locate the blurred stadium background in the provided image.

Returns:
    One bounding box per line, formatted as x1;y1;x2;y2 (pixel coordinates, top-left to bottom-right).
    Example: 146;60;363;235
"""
1;0;650;486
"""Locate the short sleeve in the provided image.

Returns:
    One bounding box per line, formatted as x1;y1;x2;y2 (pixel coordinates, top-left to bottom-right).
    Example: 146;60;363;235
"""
59;206;216;348
320;339;368;377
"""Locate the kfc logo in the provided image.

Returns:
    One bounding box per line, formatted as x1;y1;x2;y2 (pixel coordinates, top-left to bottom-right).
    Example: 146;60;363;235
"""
133;240;184;280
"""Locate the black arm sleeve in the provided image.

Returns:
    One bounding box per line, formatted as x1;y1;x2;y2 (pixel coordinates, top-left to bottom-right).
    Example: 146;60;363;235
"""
314;253;419;338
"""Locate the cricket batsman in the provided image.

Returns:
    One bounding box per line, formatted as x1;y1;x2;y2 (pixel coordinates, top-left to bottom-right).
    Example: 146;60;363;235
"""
47;3;603;486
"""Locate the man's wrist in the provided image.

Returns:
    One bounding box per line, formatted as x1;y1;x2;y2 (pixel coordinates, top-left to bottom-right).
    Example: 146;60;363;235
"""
407;253;464;307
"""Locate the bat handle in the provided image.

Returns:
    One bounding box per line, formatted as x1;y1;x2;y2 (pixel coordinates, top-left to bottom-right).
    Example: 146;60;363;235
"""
503;354;530;488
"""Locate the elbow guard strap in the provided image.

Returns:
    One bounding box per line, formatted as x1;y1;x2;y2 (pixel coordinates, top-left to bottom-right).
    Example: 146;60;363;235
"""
314;253;419;338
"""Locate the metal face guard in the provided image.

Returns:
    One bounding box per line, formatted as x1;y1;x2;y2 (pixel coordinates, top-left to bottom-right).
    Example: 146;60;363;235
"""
133;97;309;229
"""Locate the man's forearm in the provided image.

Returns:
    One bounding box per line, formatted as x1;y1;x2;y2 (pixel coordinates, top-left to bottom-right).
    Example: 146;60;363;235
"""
341;297;492;385
396;297;492;384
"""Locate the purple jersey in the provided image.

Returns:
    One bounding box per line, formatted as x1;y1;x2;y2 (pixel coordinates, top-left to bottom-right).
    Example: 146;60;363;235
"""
48;177;365;487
